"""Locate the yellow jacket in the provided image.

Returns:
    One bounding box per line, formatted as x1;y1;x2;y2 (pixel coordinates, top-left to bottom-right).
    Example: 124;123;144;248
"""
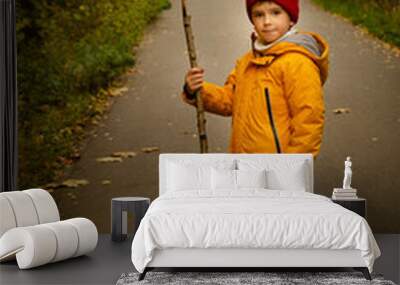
183;32;329;156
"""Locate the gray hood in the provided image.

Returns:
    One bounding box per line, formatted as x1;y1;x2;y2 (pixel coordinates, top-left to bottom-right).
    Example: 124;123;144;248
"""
283;33;323;57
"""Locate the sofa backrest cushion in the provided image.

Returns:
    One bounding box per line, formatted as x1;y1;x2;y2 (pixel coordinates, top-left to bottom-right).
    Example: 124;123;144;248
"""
0;189;60;238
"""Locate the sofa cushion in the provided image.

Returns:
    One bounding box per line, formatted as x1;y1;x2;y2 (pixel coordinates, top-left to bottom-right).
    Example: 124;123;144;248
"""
0;196;17;237
0;192;39;228
24;189;60;224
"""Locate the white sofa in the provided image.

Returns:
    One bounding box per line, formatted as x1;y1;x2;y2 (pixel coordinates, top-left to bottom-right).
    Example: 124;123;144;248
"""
131;153;380;281
0;189;98;269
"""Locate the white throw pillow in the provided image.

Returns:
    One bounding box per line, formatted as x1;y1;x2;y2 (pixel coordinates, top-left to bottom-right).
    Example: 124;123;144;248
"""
266;165;307;191
167;162;211;191
211;168;236;190
236;169;267;189
237;159;308;191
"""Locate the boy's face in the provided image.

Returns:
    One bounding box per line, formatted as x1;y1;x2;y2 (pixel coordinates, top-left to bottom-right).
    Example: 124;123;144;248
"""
251;1;294;45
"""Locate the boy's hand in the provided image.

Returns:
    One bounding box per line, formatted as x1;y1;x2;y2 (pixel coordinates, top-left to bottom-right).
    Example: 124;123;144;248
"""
185;67;204;94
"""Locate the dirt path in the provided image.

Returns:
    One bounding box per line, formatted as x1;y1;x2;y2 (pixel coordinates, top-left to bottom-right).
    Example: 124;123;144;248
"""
53;0;400;233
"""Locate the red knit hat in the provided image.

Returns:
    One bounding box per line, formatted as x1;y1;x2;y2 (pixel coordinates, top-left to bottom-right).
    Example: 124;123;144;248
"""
246;0;299;23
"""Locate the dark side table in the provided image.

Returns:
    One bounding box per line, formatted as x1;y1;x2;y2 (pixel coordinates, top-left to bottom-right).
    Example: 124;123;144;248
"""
332;197;366;218
111;197;150;242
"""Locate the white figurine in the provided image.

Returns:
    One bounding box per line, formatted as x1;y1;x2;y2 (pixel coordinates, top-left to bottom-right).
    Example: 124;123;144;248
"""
342;156;352;189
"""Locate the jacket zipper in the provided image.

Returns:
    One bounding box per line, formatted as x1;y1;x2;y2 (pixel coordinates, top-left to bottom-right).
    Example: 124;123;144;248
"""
264;88;281;153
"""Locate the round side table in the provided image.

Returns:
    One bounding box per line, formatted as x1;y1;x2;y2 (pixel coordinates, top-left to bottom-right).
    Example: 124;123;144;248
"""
111;197;150;242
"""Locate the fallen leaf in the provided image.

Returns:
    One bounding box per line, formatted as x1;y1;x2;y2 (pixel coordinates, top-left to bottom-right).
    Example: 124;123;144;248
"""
102;180;112;185
371;137;379;142
141;147;160;153
73;125;84;133
57;156;74;165
71;151;81;159
112;151;137;158
108;87;128;97
127;68;136;74
96;157;123;163
44;182;60;189
62;179;89;188
333;108;351;114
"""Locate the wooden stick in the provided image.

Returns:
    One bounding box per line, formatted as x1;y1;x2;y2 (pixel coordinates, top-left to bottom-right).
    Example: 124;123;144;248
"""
181;0;208;153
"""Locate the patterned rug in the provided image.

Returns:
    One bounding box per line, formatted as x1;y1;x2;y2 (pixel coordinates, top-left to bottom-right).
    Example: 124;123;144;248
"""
116;271;396;285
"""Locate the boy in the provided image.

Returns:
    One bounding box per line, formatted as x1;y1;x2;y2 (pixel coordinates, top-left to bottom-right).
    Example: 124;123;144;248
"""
182;0;329;156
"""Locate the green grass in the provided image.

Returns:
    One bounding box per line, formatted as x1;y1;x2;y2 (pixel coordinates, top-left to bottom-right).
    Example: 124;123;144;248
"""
311;0;400;47
17;0;171;188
